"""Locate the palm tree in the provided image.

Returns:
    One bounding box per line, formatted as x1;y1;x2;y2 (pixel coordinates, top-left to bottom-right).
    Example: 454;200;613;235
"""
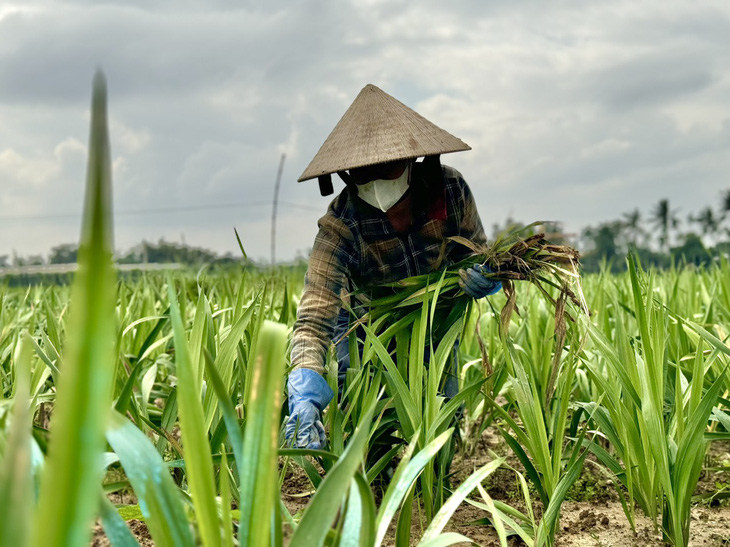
690;206;720;245
721;189;730;217
582;222;622;263
621;208;646;248
650;199;680;253
720;189;730;241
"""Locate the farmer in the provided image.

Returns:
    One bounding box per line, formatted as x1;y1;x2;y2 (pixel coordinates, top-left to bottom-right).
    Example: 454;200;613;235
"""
286;84;501;449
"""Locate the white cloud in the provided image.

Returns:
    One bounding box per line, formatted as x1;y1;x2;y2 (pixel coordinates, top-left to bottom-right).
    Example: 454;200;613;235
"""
0;137;86;205
0;0;729;261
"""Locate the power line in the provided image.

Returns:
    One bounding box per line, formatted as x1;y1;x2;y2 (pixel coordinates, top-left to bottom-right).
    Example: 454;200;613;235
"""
0;199;324;222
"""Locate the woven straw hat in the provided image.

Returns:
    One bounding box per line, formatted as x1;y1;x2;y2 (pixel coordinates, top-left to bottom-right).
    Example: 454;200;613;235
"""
298;84;471;184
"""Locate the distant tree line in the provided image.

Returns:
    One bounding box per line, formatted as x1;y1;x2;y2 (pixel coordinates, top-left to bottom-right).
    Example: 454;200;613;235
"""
3;190;729;273
0;239;243;269
489;191;730;273
577;190;730;272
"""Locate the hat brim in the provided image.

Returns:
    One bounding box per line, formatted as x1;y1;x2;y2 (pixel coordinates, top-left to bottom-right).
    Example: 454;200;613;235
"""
298;84;471;183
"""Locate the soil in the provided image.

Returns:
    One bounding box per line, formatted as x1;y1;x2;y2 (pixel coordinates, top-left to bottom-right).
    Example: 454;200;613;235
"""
556;502;730;546
90;519;154;546
91;434;730;546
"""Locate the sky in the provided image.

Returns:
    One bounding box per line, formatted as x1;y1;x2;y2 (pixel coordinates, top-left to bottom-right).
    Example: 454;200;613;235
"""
1;0;729;263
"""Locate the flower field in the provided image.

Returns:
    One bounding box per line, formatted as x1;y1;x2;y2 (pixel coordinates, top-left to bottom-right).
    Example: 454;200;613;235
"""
1;76;730;547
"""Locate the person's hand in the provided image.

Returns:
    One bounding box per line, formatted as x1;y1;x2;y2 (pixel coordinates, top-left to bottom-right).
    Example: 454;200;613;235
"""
285;401;327;449
285;368;334;449
458;264;502;299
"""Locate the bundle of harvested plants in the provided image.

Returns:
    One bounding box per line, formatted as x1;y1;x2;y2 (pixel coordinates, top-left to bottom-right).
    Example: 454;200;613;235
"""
348;224;587;339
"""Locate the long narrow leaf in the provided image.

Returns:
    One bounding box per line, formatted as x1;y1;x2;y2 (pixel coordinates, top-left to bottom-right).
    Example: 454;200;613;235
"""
0;334;34;547
374;430;453;545
420;458;505;541
106;411;194;547
290;395;378;546
98;493;141;547
238;321;288;547
33;70;118;547
167;278;221;547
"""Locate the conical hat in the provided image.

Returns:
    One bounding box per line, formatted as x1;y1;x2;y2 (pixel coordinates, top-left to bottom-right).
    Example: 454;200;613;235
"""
298;84;471;182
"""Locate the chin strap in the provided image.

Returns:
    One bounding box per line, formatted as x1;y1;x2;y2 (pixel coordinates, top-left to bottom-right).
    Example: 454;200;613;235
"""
317;175;334;196
422;155;447;221
336;171;352;185
422;155;442;185
318;159;439;198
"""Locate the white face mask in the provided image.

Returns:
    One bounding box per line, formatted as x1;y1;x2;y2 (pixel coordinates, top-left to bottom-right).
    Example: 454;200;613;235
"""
355;163;410;212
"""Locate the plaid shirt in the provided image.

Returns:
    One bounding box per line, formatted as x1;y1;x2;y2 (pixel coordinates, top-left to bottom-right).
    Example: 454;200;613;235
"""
291;163;487;374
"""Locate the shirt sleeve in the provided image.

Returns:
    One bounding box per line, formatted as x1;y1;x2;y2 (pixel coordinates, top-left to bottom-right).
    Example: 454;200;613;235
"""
447;169;488;263
459;177;488;247
290;215;356;375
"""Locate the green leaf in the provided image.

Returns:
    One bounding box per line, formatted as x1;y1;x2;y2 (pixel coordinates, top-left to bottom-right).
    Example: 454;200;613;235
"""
361;323;418;438
202;350;244;470
98;494;141;547
204;298;260;430
340;474;376;547
220;448;235;547
238;321;288;547
0;334;34;547
115;506;143;521
106;411;194;547
167;278;221;547
417;533;475;547
374;430;453;545
535;449;588;544
234;227;248;259
477;483;508;547
33;70;118;547
113;359;145;415
421;458;505;541
290;395;379;547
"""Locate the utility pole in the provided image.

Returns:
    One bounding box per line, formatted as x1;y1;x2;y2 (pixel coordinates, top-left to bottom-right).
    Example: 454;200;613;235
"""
271;153;286;265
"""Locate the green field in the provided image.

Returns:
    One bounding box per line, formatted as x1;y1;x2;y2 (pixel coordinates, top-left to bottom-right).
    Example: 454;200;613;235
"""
1;252;730;546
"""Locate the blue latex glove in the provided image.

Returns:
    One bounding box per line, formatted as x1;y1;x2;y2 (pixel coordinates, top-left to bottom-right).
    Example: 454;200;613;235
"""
458;263;502;299
285;368;334;449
